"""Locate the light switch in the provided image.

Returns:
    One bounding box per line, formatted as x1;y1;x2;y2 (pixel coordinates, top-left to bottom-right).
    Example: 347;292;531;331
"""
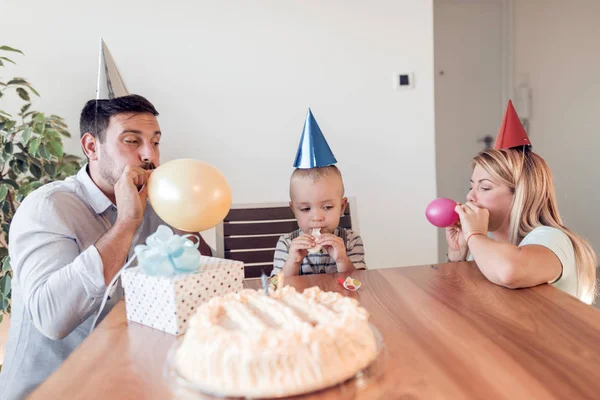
393;72;414;90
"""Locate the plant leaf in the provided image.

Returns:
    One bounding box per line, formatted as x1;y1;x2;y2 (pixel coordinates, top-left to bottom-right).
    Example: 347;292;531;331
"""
2;222;11;241
16;158;29;174
20;127;33;145
34;122;45;135
16;87;30;101
1;200;10;216
0;179;18;189
46;129;60;140
4;120;16;131
0;185;7;202
17;182;31;196
14;152;28;163
43;162;56;177
47;140;64;158
0;56;16;65
33;113;45;123
29;164;42;179
29;181;42;192
26;154;41;167
2;256;10;272
0;296;8;313
26;85;40;97
20;103;31;114
0;273;10;295
4;142;13;155
28;136;41;156
49;117;68;128
7;78;27;85
56;128;71;138
38;144;50;160
0;46;24;54
62;154;81;163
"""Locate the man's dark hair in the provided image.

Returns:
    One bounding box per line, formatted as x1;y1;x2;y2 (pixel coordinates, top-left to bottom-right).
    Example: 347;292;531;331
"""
79;94;159;142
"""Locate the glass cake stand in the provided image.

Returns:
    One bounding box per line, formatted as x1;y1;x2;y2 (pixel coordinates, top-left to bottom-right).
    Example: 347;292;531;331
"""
163;324;388;400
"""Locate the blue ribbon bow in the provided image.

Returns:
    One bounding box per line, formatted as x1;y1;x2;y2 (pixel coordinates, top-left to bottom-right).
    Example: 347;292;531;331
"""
134;225;201;276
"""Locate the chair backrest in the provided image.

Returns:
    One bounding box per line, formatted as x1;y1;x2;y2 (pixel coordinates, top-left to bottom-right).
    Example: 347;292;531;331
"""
216;199;356;278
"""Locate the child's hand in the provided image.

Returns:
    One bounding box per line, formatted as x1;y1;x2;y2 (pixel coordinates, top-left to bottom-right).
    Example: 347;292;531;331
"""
288;234;316;263
317;234;348;263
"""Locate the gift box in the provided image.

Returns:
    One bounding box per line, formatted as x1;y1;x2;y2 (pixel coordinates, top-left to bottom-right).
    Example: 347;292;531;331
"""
121;226;244;335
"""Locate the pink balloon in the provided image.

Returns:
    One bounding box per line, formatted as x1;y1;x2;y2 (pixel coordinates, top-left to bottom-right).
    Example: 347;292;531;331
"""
425;198;459;228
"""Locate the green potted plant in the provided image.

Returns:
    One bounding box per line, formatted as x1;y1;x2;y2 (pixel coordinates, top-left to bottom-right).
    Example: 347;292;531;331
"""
0;45;82;325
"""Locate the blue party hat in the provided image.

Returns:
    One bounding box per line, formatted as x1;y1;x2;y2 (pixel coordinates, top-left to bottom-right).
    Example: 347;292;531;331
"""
293;108;337;168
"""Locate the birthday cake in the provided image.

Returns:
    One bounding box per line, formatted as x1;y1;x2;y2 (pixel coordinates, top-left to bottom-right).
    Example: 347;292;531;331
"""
174;285;378;398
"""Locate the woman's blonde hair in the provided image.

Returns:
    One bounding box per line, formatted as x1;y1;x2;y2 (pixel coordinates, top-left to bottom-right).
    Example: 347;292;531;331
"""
473;148;597;303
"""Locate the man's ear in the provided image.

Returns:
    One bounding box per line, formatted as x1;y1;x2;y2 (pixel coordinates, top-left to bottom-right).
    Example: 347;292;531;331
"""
81;133;99;160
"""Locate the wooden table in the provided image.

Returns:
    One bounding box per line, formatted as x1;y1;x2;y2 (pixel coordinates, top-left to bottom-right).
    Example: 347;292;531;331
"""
29;262;600;399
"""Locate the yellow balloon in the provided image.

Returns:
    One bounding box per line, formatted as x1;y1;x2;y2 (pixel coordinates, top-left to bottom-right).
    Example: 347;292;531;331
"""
147;159;232;232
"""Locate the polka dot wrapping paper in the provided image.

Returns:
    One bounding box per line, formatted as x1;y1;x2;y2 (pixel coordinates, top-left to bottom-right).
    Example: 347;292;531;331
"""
121;256;245;335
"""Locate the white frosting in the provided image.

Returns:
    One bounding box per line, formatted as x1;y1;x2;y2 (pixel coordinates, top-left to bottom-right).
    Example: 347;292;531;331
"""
175;286;378;398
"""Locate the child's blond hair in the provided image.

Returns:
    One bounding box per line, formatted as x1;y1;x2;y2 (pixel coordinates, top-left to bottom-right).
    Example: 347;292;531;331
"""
289;166;345;199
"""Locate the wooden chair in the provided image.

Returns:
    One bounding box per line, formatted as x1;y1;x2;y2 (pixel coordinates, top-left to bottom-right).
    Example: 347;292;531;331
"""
215;199;357;278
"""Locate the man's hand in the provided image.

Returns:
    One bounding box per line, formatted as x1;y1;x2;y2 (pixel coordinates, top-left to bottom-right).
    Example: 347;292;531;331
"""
114;166;152;229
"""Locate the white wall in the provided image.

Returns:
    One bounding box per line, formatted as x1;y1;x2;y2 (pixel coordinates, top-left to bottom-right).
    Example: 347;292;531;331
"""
434;0;507;262
0;1;438;268
513;0;600;254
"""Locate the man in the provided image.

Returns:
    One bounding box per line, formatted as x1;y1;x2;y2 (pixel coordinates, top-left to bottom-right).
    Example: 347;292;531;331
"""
0;94;211;399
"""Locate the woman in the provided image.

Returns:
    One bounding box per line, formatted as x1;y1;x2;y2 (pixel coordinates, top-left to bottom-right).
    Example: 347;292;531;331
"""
447;103;597;303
